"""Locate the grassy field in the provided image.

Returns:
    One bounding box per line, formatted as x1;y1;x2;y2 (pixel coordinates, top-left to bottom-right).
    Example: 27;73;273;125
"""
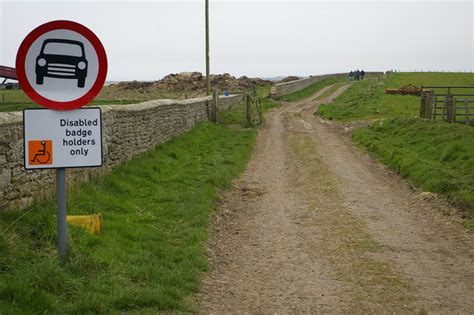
353;118;474;218
0;84;274;113
0;98;145;112
277;76;348;102
0;86;190;112
0;122;256;313
318;72;474;121
0;88;147;112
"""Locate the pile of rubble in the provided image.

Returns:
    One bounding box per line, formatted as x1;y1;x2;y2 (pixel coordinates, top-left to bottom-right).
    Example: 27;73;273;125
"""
154;72;272;92
112;72;272;92
112;81;154;90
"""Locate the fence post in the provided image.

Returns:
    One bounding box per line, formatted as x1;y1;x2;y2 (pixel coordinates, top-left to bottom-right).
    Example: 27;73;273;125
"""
427;91;435;119
430;93;437;120
464;99;470;125
212;90;219;123
445;94;455;123
420;91;428;118
422;90;434;119
246;93;252;126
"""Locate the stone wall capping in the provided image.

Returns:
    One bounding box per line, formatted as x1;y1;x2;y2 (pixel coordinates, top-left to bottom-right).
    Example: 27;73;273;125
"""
0;111;23;125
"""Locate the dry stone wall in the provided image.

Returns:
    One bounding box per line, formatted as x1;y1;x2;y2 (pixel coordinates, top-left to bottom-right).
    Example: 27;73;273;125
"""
270;72;384;98
270;73;347;98
0;94;242;211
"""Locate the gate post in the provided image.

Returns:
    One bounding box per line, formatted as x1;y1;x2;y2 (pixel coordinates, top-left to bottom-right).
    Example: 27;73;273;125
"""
426;90;435;119
421;90;435;119
420;91;428;118
445;94;455;123
245;93;252;126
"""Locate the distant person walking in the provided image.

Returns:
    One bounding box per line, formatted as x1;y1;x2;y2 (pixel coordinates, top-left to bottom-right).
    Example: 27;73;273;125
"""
354;70;360;81
349;71;353;81
360;70;365;80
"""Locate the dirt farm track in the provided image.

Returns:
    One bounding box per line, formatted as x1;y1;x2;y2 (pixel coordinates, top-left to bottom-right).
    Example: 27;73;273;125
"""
197;85;474;314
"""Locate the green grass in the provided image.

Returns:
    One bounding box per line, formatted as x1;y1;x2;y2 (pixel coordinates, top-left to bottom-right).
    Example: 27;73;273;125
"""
353;118;474;218
260;97;280;112
0;88;147;112
318;72;474;121
0;87;183;112
255;85;272;98
386;72;474;93
278;76;347;102
0;122;256;313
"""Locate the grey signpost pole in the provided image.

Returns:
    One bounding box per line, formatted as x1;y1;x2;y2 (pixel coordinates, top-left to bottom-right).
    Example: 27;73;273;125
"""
56;168;67;262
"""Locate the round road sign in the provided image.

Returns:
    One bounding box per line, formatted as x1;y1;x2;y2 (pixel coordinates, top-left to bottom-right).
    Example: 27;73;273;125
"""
16;20;107;110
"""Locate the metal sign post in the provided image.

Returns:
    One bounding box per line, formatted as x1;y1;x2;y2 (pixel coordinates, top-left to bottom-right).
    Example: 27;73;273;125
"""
16;20;107;262
56;168;67;262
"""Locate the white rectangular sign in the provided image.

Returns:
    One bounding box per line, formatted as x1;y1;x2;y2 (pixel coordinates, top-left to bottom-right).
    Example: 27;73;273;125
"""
23;108;103;169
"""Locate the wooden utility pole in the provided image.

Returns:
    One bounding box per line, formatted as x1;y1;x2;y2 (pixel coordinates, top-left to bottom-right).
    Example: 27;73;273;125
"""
205;0;210;96
212;90;219;123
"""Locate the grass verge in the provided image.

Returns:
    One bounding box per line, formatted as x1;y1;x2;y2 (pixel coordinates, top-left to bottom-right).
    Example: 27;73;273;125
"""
278;76;347;102
353;118;474;218
0;122;256;313
318;72;474;121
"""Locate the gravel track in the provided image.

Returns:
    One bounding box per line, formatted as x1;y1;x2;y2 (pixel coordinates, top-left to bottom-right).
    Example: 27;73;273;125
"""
197;85;474;314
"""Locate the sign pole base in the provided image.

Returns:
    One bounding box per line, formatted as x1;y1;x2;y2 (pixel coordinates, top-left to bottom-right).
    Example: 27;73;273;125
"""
56;168;67;263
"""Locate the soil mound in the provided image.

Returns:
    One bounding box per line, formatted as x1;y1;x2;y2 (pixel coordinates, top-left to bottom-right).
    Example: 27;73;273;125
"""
112;72;271;93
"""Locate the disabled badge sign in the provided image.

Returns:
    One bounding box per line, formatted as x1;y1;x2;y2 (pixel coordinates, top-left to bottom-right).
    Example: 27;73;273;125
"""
23;108;102;169
18;21;106;169
16;20;107;110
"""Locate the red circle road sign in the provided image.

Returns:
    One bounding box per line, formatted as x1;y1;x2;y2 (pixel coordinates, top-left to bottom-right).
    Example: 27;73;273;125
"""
16;20;107;110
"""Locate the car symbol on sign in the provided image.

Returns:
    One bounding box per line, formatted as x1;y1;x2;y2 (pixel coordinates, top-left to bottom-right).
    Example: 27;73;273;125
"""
35;39;88;88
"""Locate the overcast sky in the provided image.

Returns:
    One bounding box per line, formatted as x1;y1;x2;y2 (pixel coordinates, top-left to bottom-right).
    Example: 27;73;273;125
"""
1;0;473;80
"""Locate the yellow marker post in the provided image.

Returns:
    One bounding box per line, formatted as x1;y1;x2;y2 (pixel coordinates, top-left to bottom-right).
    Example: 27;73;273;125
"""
66;214;102;234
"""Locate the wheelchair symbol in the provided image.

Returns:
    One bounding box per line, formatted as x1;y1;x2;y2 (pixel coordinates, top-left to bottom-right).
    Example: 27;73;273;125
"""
29;140;52;165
